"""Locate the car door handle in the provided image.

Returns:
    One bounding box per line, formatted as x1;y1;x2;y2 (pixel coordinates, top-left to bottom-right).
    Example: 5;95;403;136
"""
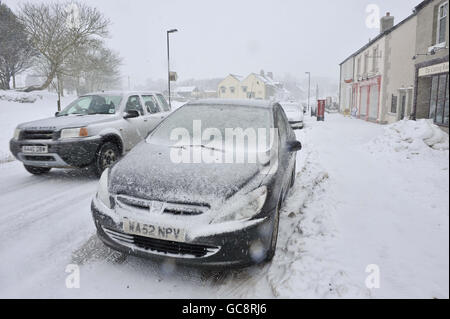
144;119;148;122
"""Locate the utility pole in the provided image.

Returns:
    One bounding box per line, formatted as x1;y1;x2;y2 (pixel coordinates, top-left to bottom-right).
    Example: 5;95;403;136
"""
305;72;310;114
167;29;178;108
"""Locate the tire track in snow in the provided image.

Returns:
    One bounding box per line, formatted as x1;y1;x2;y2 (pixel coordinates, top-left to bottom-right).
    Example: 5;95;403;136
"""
0;186;95;237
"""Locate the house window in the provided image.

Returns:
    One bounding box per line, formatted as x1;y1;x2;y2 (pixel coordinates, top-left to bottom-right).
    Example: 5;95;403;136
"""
241;86;247;93
391;94;398;113
372;47;378;72
364;52;369;75
230;87;235;94
357;57;361;77
220;86;226;94
429;73;449;126
437;2;448;44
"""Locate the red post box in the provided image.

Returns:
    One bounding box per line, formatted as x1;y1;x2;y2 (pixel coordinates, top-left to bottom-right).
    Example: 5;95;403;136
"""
317;99;326;121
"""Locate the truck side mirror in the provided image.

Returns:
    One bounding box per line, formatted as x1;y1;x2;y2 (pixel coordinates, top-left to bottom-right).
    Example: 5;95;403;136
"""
123;110;140;119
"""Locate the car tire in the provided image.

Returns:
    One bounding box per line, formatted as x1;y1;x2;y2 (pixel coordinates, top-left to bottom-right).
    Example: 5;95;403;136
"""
290;164;296;188
24;165;51;175
93;142;119;177
265;198;281;262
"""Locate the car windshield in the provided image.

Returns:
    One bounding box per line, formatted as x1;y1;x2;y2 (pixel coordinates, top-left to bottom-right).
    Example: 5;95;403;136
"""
147;104;273;149
58;95;123;116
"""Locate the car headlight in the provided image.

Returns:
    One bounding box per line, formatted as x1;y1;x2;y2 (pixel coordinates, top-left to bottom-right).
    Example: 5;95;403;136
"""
97;168;112;209
14;128;21;140
60;127;89;139
212;186;267;223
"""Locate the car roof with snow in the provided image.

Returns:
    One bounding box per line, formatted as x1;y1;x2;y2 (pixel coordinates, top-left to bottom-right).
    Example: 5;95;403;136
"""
83;91;163;96
188;99;275;109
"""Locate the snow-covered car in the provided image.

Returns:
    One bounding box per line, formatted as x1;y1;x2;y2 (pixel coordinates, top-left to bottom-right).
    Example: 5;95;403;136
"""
9;91;170;176
280;101;304;129
91;99;302;267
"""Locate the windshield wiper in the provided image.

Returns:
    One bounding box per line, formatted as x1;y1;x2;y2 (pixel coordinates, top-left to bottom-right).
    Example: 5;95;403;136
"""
171;144;225;153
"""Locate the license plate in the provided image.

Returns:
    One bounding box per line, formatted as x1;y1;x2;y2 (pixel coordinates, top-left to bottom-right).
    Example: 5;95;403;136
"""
122;218;186;242
22;145;48;154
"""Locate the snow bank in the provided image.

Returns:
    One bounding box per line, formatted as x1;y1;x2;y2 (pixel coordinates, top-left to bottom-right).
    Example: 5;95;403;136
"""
0;90;44;103
0;93;73;163
368;119;449;153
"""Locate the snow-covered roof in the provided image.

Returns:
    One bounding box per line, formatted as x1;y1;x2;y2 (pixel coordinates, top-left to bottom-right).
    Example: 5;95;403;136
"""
85;90;163;96
229;74;244;81
248;73;278;87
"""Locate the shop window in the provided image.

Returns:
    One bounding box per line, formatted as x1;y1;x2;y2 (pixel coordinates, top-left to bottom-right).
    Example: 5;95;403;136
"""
391;94;398;113
429;73;449;126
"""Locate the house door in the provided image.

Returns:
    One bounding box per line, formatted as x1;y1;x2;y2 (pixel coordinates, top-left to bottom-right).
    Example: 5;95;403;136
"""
360;86;368;119
400;94;406;120
368;85;379;121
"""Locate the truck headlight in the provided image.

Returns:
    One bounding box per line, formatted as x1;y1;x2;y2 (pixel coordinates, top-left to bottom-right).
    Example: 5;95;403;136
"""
212;186;267;223
14;128;21;140
97;168;112;209
60;127;89;139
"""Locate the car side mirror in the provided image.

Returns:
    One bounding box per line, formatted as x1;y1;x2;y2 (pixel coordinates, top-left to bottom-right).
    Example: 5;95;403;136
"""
55;112;59;117
287;140;302;152
124;110;140;119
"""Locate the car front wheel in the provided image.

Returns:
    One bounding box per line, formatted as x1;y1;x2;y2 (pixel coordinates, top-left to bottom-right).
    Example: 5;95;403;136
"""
24;165;51;175
265;199;281;262
94;142;119;177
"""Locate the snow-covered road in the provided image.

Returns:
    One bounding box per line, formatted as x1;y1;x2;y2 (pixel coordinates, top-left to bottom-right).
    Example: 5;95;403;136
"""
0;105;448;298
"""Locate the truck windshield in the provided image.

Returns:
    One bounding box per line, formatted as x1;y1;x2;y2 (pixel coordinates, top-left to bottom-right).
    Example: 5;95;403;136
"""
58;95;123;116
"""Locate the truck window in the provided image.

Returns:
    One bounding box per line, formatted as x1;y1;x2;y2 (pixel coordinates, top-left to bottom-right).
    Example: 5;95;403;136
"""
125;95;144;115
142;95;160;114
156;94;170;112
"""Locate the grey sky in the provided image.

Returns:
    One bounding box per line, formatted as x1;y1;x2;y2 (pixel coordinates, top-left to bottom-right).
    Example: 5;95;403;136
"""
4;0;420;86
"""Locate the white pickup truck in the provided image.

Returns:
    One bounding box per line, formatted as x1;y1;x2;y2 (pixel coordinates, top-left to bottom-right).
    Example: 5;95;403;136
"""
10;91;171;176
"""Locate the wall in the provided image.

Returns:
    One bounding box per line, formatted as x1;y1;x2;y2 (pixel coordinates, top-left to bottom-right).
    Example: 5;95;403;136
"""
240;74;266;99
339;57;354;112
384;15;418;124
218;75;241;99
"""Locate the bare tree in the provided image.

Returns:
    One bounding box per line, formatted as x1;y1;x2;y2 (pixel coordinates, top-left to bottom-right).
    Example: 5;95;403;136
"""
62;39;122;95
18;1;110;92
0;3;36;90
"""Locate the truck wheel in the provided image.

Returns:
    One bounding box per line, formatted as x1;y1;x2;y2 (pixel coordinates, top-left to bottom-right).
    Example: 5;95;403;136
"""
94;142;119;177
265;199;281;262
24;165;51;175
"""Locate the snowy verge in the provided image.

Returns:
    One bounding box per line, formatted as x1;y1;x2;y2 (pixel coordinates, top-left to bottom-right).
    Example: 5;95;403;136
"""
265;152;369;298
0;90;44;103
368;119;449;153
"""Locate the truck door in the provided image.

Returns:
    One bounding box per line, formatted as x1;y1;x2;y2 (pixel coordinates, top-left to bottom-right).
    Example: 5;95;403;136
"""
122;95;147;150
141;95;165;134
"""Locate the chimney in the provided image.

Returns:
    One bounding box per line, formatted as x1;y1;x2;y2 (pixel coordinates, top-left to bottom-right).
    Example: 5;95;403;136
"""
260;69;265;77
267;72;273;79
380;12;394;33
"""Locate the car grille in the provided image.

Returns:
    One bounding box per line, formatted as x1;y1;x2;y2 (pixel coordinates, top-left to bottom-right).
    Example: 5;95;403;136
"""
23;155;55;162
116;195;209;216
21;130;55;140
103;227;219;258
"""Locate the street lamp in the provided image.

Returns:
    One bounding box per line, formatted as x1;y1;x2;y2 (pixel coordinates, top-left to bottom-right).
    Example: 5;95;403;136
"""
305;72;311;114
167;29;178;108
